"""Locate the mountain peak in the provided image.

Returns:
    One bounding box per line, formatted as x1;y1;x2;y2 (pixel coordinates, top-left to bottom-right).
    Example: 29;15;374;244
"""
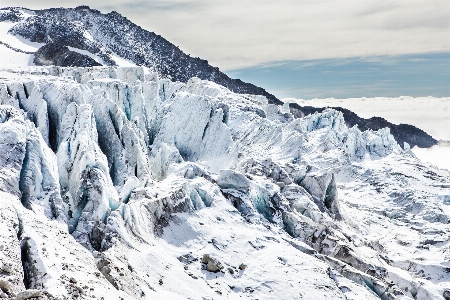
0;6;283;104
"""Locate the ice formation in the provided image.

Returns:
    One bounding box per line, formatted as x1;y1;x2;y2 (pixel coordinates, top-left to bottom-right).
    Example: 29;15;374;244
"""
0;66;449;300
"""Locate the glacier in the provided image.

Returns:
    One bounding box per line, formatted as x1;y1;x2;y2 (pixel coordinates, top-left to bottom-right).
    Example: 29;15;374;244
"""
0;66;449;300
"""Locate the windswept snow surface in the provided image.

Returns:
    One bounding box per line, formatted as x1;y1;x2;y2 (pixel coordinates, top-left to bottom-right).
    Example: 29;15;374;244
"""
0;66;449;299
0;43;33;67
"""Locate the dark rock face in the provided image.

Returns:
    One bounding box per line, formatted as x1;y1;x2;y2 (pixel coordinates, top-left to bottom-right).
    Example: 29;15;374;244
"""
0;7;23;22
5;6;282;104
33;42;102;67
289;103;438;148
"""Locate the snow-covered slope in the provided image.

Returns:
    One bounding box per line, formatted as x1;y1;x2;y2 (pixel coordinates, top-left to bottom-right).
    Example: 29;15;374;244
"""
288;97;450;141
0;66;449;299
0;6;281;105
288;97;450;171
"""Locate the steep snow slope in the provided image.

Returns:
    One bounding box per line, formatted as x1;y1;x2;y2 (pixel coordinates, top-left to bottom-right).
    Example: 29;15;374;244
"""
0;43;33;67
0;66;449;300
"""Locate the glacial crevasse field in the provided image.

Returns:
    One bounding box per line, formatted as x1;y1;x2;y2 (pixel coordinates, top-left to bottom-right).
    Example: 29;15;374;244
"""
0;66;449;300
288;97;450;172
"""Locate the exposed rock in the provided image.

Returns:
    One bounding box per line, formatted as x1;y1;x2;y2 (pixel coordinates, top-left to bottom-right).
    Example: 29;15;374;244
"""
14;289;42;300
34;42;102;67
95;255;145;298
443;290;450;300
177;253;198;265
201;254;224;273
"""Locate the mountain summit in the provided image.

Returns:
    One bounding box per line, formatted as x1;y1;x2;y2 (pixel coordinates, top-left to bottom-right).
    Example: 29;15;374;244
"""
0;6;282;105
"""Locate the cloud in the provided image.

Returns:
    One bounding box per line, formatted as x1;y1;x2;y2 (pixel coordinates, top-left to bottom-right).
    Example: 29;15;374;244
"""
0;0;449;70
225;52;450;99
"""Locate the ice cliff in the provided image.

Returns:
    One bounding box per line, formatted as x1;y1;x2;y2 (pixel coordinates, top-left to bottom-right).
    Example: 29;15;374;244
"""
0;66;449;300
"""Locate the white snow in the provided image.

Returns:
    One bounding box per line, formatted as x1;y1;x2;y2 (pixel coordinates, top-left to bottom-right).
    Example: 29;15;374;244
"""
110;53;139;67
412;142;450;171
0;21;43;52
67;47;139;68
0;66;449;299
0;44;33;67
286;96;450;141
67;46;105;65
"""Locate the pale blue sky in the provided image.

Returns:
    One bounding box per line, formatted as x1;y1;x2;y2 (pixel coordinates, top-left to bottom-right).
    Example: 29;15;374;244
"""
226;52;450;99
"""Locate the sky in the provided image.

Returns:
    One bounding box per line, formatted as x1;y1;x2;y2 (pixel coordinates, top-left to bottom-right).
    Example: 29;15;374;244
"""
227;52;450;99
1;0;449;98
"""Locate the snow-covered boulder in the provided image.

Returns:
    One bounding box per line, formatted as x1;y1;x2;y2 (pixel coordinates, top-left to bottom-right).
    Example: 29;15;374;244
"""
216;169;250;190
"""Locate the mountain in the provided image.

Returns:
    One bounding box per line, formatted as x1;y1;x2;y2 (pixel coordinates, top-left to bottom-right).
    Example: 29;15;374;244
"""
0;6;282;105
0;66;449;300
289;103;438;148
0;6;438;149
0;6;449;300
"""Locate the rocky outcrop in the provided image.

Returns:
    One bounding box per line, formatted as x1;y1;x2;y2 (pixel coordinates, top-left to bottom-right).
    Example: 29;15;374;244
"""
201;254;224;273
34;42;102;67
